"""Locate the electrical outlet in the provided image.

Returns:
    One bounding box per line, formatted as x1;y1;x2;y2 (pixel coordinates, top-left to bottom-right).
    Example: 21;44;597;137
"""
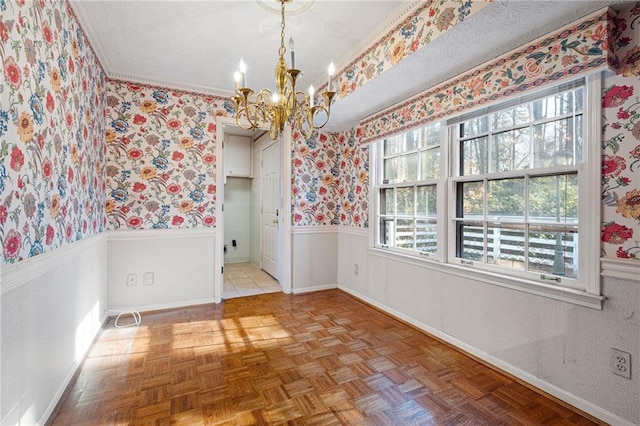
126;273;137;287
611;348;631;379
354;264;359;276
143;272;154;286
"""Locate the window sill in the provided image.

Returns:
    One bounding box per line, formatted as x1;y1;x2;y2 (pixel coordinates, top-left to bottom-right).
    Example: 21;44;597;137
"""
369;247;604;310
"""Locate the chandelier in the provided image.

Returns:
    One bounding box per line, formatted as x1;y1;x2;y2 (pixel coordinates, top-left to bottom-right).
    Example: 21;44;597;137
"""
231;0;336;140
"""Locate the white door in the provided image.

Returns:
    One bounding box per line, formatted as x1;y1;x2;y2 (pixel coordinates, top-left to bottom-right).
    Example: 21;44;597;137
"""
261;140;281;279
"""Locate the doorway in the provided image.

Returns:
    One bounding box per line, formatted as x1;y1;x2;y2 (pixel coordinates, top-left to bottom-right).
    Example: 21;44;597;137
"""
214;118;292;303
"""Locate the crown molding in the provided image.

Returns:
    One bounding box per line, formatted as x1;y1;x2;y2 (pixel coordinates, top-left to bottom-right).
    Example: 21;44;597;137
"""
333;0;422;78
108;73;234;98
68;1;113;74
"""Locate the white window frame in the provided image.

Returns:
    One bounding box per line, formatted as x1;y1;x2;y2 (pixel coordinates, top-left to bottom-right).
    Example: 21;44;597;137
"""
372;123;447;262
371;73;603;309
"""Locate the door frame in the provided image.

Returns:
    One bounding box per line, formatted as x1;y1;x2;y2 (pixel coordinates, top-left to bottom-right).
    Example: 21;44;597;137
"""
214;117;292;303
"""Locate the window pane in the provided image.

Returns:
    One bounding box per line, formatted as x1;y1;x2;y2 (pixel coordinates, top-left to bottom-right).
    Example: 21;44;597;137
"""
457;221;484;261
380;188;394;215
528;225;578;279
416;220;437;253
384;157;398;182
459;181;484;218
397;187;414;215
417;185;437;216
460;117;489;138
396;219;414;249
493;105;530;131
533;117;577;167
384;136;400;156
487;223;525;269
424;122;441;147
405;129;421;151
493;128;530;172
462;136;488;175
528;174;577;223
487;178;524;219
575;114;583;164
399;153;418;182
532;90;574;120
380;218;394;246
421;149;440;180
574;88;583;113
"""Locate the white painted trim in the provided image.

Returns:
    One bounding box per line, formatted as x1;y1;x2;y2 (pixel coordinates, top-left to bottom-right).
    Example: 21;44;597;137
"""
291;283;338;294
332;0;421;86
369;248;604;309
584;73;603;295
215;117;230;304
337;286;635;426
338;226;369;238
37;316;109;426
109;73;233;98
108;228;215;241
68;1;113;73
291;225;339;235
280;127;293;295
601;257;640;282
106;298;216;316
1;233;107;295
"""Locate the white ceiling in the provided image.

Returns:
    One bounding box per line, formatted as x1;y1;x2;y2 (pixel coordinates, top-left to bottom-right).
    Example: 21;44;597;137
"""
71;0;630;132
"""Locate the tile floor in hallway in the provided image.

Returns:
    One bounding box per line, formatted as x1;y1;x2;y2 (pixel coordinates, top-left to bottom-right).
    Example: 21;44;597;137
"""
223;262;282;299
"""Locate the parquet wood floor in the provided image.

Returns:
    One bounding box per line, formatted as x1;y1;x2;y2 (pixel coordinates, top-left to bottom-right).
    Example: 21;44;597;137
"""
49;290;601;425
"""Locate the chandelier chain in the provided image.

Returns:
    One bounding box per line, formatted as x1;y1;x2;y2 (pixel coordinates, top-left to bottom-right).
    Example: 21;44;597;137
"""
279;1;286;58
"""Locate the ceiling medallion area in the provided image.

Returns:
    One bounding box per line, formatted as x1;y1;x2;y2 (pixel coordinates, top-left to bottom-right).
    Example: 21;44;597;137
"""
256;0;315;16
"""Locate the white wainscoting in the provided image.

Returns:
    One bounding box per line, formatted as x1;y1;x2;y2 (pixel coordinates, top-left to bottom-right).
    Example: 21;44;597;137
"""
336;229;639;425
291;226;339;293
107;228;216;313
1;233;108;426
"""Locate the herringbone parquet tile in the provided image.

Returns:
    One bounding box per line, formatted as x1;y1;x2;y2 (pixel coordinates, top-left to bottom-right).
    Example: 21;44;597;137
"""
49;290;602;425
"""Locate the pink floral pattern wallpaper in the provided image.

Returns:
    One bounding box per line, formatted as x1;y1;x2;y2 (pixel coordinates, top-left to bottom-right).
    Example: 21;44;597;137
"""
357;9;614;144
1;0;107;264
291;130;369;228
601;3;640;259
105;81;232;229
329;0;491;100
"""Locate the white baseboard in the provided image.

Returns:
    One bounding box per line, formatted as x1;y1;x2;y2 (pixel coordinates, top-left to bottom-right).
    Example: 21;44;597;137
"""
291;283;338;294
337;285;635;426
106;297;216;316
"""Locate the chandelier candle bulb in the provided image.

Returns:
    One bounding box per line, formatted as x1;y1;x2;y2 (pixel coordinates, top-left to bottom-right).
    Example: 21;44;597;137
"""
234;71;241;90
309;85;315;107
289;37;295;69
328;61;335;91
239;58;247;87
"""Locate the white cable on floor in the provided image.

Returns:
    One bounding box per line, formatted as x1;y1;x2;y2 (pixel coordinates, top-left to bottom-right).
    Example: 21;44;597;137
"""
114;310;142;328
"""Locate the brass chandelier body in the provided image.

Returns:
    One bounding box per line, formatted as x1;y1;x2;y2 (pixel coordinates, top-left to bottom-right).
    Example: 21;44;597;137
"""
231;0;336;140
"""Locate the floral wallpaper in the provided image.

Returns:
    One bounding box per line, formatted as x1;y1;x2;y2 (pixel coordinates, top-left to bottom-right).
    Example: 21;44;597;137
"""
328;0;491;100
357;8;614;144
601;3;640;260
291;130;369;228
1;0;107;265
336;131;369;228
105;81;233;230
291;131;340;226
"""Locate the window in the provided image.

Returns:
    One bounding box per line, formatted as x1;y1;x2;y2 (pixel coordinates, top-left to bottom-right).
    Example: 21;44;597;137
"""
373;76;601;306
377;123;441;256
